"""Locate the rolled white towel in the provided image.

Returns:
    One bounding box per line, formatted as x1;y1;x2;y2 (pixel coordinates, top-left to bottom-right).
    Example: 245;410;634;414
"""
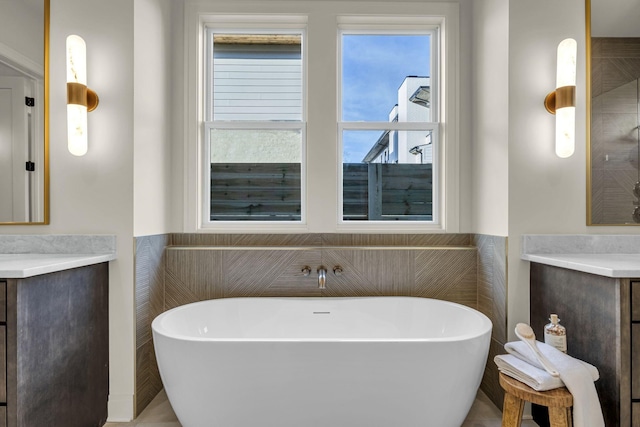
504;340;603;427
494;353;565;391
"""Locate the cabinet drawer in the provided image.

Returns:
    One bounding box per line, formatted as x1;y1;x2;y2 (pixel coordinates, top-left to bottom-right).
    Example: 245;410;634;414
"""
634;402;640;427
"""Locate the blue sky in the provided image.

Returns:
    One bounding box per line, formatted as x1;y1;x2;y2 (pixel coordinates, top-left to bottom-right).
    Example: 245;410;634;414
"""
341;34;430;162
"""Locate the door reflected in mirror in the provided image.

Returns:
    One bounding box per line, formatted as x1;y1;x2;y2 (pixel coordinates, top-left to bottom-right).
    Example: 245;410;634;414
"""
587;0;640;225
0;0;48;224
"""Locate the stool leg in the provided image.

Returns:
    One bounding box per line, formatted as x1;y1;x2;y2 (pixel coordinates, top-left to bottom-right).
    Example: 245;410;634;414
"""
501;392;524;427
548;407;572;427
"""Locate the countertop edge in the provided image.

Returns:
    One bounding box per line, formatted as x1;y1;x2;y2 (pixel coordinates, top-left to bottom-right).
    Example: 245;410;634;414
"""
521;253;640;278
0;253;117;279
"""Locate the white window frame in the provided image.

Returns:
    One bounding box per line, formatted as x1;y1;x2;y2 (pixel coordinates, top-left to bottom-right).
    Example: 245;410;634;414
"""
184;2;459;233
202;25;307;227
338;23;440;226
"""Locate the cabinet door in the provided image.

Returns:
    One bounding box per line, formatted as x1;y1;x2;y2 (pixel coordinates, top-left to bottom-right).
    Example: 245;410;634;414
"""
633;281;640;322
0;282;5;407
634;324;640;400
0;281;5;323
0;325;4;404
634;282;640;405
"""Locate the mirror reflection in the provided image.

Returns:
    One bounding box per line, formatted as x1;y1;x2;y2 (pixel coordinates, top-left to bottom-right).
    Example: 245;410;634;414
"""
0;0;48;224
588;0;640;224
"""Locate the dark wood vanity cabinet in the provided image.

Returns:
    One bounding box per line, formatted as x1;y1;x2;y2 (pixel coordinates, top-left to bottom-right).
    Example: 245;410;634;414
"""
530;262;638;427
0;263;109;427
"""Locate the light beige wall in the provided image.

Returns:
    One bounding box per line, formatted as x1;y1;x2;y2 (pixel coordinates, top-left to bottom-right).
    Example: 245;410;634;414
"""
470;0;509;237
0;0;43;65
134;0;174;237
591;0;640;37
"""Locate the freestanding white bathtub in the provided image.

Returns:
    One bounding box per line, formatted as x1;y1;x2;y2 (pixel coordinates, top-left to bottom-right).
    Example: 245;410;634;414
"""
152;297;492;427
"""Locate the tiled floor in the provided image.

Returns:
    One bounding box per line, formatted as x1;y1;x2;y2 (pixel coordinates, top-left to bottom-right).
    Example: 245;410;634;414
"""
103;389;539;427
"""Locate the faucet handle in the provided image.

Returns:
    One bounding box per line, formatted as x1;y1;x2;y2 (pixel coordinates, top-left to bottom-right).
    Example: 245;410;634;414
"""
317;267;327;289
333;266;343;276
301;266;311;276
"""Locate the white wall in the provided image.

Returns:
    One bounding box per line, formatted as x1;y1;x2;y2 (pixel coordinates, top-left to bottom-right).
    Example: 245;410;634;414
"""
1;0;137;421
591;0;640;37
470;0;509;237
134;0;174;237
0;0;43;66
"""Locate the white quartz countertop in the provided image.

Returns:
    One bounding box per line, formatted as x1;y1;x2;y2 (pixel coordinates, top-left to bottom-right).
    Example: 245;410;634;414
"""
521;253;640;278
0;253;116;278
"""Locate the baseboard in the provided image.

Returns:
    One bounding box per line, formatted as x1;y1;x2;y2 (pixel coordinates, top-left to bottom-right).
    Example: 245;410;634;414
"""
107;393;135;422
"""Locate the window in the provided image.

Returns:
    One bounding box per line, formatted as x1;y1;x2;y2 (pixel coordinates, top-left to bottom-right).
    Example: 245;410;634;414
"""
204;30;305;222
189;4;459;232
339;31;438;222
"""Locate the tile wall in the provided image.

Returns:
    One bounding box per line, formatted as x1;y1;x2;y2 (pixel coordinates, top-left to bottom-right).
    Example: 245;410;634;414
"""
590;37;640;224
134;233;507;415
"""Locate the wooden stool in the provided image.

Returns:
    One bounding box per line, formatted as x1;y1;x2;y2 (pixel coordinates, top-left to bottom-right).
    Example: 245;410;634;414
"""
499;372;573;427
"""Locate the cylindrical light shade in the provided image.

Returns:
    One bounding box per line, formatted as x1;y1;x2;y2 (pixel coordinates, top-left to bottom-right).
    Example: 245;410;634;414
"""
556;38;577;88
555;38;577;158
66;35;87;85
67;104;88;156
555;106;575;158
66;35;88;156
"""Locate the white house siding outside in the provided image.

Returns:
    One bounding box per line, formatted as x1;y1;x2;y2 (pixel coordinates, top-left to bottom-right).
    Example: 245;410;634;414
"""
211;36;302;163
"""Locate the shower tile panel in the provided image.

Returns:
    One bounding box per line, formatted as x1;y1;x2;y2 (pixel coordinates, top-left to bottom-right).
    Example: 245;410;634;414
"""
170;233;472;248
481;338;506;411
603;170;637;224
413;250;477;307
134;234;169;417
591;38;640;224
164;247;477;308
222;249;322;298
136;341;162;416
473;235;508;411
409;233;472;247
601;59;640;95
601;84;639;114
165;249;224;310
323;233;472;247
170;234;232;247
320;249;415;297
592;169;605;224
475;235;506;342
231;234;322;247
171;234;322;247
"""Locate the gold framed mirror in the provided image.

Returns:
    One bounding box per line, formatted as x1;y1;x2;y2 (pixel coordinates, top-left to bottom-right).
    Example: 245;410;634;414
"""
0;0;49;225
587;0;640;225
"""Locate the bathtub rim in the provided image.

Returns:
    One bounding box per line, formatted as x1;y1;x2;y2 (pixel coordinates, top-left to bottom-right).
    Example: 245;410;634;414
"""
151;296;492;343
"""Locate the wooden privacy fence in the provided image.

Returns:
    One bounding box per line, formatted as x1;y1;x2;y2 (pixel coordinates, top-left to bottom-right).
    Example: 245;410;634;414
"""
210;163;432;221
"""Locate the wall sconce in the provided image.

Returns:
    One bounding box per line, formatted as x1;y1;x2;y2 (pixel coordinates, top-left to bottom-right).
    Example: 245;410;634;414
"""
544;38;577;158
66;35;99;156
